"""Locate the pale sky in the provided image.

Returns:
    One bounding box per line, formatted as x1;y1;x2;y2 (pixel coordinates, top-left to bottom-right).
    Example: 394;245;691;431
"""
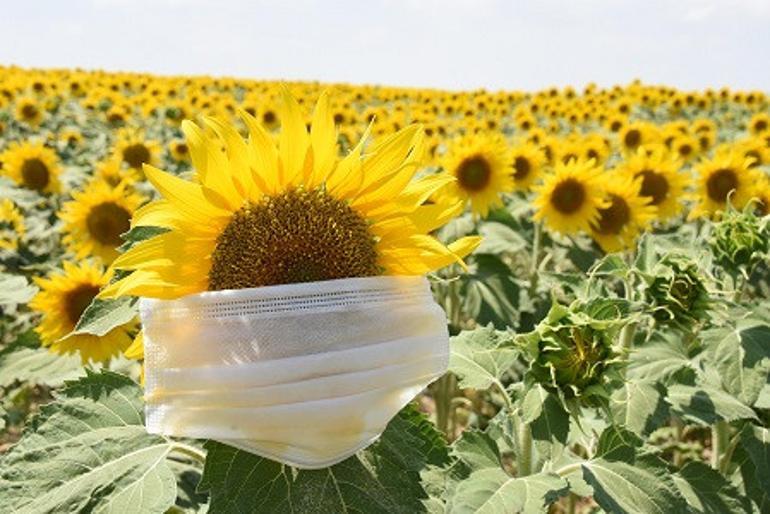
1;0;769;92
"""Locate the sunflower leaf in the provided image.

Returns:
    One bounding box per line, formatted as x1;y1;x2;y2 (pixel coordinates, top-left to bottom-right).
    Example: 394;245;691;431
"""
446;469;569;514
0;344;83;387
72;295;138;337
198;404;449;514
448;326;519;391
0;369;177;514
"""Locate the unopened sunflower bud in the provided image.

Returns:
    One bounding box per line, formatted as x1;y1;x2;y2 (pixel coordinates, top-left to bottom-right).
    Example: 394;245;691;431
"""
709;204;769;273
644;254;709;329
518;299;626;402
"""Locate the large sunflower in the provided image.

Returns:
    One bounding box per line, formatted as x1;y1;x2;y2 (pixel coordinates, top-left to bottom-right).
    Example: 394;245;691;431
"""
59;180;144;263
590;175;656;253
620;146;688;221
690;151;759;219
532;157;609;236
439;132;513;217
0;141;61;193
101;91;481;300
30;261;133;363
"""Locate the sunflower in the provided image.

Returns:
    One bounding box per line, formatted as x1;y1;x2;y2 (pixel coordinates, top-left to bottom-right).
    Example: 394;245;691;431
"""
169;138;191;162
532;157;609;236
690;151;760;219
95;157;138;187
619;122;657;154
59;180;144;263
30;261;133;364
0;141;61;193
439;132;513;217
113;129;160;171
749;113;770;135
735;137;770;168
620;146;688;221
590;175;656;253
510;141;545;191
101;91;481;300
750;176;770;217
0;199;25;251
671;134;699;161
14;96;44;126
60;127;83;148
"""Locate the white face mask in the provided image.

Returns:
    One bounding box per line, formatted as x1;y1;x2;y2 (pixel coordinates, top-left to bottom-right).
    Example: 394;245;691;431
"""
140;275;449;469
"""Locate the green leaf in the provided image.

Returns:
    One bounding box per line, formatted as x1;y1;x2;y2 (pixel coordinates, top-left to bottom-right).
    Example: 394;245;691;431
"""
118;225;170;252
610;380;670;436
0;346;83;387
582;456;688;514
627;335;694;383
0;273;36;308
476;221;527;254
666;384;757;424
198;405;449;514
706;321;770;406
447;469;568;514
463;255;520;329
0;370;177;514
594;425;644;462
739;425;770;495
672;461;752;513
451;429;501;471
72;296;138;337
525;385;570;446
449;327;518;391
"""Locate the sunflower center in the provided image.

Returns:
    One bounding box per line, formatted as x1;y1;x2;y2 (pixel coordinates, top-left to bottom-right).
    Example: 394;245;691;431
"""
513;156;531;180
64;284;101;326
263;111;276;125
624;129;641;148
208;188;380;291
21;158;50;191
86;202;132;246
755;120;768;132
594;194;631;235
456;156;492;192
550;178;585;214
706;168;738;203
122;143;150;168
21;104;38;119
636;170;669;205
175;143;189;155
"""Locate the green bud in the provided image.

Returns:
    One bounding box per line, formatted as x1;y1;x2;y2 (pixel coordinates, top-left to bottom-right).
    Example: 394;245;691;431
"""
518;299;626;402
644;254;709;329
709;204;769;273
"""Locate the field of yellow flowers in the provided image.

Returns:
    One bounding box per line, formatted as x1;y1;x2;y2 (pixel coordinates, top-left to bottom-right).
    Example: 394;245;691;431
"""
1;64;769;513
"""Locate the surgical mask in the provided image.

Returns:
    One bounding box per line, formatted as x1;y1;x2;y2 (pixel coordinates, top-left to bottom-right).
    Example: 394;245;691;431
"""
140;275;449;469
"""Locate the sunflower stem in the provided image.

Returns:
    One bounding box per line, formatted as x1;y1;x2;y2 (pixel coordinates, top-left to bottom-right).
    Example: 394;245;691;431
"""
528;221;543;297
517;421;533;477
711;420;730;471
170;443;207;465
435;277;462;439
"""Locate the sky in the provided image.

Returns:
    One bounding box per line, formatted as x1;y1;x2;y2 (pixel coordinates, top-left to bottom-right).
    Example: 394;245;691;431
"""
1;0;769;92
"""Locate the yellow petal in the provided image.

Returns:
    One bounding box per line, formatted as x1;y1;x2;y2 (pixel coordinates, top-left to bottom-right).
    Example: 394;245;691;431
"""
309;90;337;188
143;165;230;225
278;87;310;187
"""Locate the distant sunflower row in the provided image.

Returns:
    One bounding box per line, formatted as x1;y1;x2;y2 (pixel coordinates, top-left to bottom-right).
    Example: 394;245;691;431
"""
0;64;768;365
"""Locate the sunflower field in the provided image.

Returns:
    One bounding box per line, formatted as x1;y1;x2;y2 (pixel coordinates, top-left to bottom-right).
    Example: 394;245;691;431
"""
1;64;770;514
